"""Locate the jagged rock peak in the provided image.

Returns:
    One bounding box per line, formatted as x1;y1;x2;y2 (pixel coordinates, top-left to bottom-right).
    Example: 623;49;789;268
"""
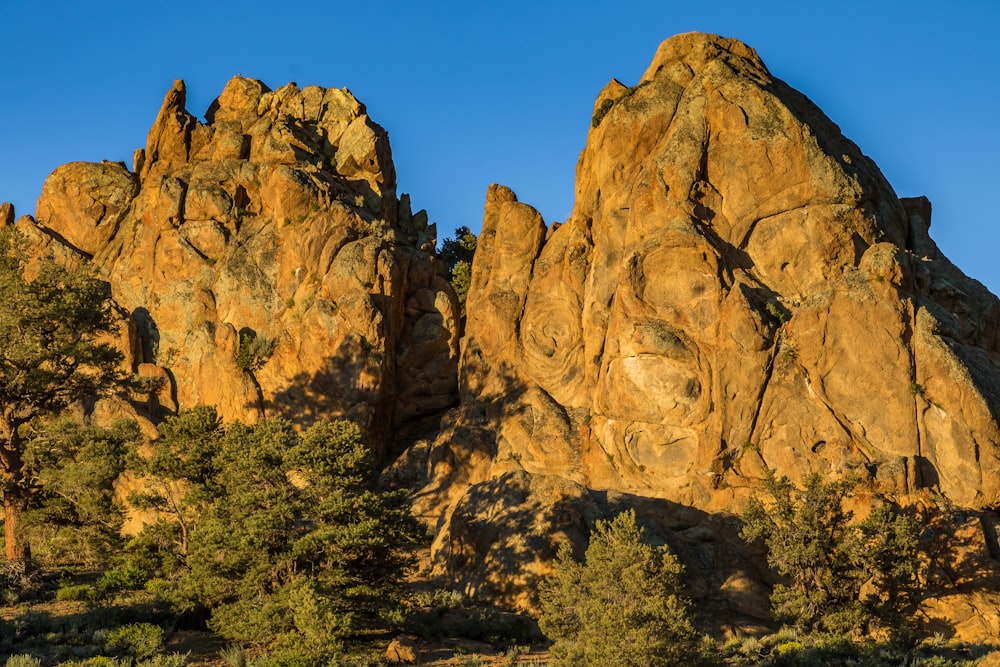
24;76;457;453
134;75;396;211
0;202;14;227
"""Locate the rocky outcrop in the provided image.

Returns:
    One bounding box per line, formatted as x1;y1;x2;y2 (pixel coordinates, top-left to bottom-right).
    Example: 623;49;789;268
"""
22;77;459;453
447;32;1000;508
411;33;1000;632
0;202;15;227
8;33;1000;641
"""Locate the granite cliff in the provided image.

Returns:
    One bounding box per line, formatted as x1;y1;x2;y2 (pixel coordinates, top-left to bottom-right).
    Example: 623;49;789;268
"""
400;33;1000;635
3;32;999;641
5;76;459;455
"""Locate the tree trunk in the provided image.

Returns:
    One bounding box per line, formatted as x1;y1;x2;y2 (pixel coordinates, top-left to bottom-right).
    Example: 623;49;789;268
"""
0;419;31;568
4;493;30;564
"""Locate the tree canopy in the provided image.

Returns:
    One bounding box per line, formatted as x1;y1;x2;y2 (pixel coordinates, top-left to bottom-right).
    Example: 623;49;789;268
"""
0;227;125;563
23;417;140;566
439;225;477;313
741;473;920;634
133;410;424;663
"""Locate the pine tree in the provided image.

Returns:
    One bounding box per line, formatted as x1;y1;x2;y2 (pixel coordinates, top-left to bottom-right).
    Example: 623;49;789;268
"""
439;226;477;312
137;415;423;663
539;509;696;666
741;473;920;634
23;418;140;565
0;228;124;565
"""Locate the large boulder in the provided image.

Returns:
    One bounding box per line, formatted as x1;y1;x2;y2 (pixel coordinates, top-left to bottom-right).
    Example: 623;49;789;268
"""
450;32;1000;509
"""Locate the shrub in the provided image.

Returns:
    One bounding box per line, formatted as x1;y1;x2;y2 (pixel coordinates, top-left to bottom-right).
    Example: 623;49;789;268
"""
136;654;188;667
219;646;247;667
97;561;150;592
234;333;275;372
439;227;477;316
6;656;42;667
74;658;131;667
591;97;616;128
56;582;97;601
539;509;696;666
450;260;472;310
104;623;165;660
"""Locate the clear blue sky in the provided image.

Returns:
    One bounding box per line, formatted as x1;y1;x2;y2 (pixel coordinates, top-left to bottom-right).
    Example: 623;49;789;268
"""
2;1;998;293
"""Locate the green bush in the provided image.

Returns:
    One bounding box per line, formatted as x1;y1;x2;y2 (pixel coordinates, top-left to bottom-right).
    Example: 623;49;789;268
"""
439;226;477;316
718;629;986;666
73;658;130;667
591;97;616;128
450;260;472;310
97;561;149;593
104;623;165;660
412;588;466;609
219;646;247;667
56;582;97;601
539;509;696;666
234;333;274;372
136;654;188;667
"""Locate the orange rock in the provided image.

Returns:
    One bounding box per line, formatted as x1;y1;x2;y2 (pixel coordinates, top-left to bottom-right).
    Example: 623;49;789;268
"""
26;76;459;456
449;31;1000;509
414;32;1000;629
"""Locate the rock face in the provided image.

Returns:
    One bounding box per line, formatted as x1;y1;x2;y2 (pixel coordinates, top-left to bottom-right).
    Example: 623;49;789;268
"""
8;33;1000;640
22;76;459;452
449;32;1000;507
411;33;1000;626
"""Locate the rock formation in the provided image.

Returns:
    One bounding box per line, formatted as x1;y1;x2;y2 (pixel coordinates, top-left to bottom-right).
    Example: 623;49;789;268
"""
402;33;1000;632
13;76;460;454
3;32;998;641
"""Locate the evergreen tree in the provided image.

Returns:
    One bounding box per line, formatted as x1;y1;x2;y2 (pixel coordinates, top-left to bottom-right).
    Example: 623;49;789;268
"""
127;405;223;566
539;509;696;667
438;225;477;272
23;418;140;566
137;415;423;663
0;228;125;565
741;473;920;634
439;226;477;312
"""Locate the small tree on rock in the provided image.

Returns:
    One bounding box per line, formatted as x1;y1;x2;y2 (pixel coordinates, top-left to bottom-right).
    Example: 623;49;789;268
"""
439;226;477;313
539;509;697;667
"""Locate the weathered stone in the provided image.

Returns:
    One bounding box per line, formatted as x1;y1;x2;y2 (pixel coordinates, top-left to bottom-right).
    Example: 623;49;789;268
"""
36;162;138;256
441;31;1000;510
141;80;197;182
0;202;14;227
410;31;1000;635
32;76;459;455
